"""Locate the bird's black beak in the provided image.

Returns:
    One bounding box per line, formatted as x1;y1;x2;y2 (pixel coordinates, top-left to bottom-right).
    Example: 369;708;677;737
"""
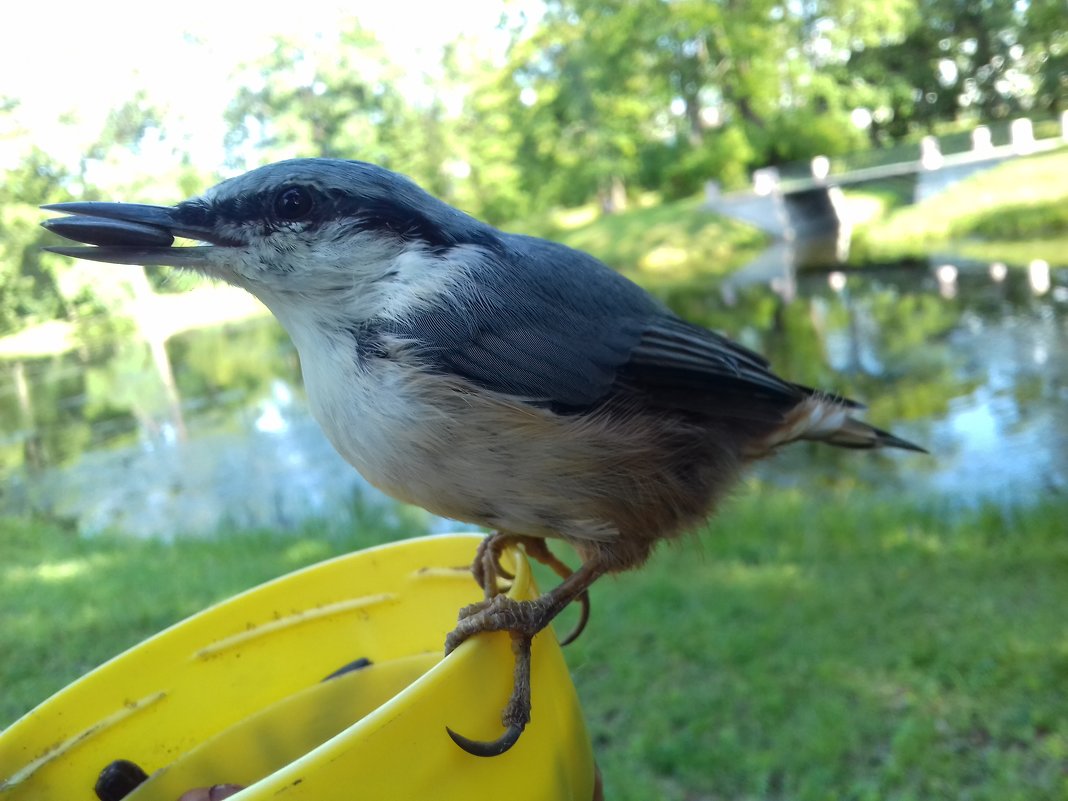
40;201;234;267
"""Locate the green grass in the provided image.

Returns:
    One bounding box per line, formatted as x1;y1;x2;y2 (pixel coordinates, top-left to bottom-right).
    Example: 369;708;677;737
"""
4;490;1066;799
848;147;1068;266
960;200;1068;241
506;194;769;291
566;492;1068;800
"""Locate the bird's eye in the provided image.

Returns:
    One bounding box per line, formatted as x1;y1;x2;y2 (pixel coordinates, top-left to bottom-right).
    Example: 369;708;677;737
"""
273;186;314;221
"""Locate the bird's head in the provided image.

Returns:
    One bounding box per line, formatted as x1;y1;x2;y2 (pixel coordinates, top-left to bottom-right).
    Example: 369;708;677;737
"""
42;158;496;327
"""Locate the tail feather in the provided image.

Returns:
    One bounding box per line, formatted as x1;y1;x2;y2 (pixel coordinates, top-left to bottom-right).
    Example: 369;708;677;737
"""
765;394;928;453
820;417;928;453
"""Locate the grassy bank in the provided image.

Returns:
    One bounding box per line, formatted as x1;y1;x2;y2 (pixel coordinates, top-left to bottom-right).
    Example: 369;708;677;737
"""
848;148;1068;266
508;193;768;290
4;489;1065;799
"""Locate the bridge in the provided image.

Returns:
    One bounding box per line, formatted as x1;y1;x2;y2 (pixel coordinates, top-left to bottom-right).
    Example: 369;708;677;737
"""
707;114;1068;271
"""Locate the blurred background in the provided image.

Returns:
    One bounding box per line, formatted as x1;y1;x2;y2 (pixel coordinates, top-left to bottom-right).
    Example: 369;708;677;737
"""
2;1;1066;799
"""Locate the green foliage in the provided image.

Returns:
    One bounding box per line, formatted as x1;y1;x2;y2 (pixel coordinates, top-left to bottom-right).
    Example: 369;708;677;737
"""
758;104;869;167
0;146;71;333
654;127;757;200
223;23;471;214
497;0;669;208
1023;0;1068;114
225;28;404;165
838;0;1051;143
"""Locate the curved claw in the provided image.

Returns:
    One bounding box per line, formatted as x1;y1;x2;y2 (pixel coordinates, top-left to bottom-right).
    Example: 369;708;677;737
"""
493;561;516;581
556;590;590;646
485;534;516;580
445;723;524;757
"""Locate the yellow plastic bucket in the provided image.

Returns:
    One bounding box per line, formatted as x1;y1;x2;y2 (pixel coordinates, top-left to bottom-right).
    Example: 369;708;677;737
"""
0;534;596;800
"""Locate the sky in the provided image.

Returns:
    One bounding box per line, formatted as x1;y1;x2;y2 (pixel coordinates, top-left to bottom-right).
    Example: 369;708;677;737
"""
0;0;539;176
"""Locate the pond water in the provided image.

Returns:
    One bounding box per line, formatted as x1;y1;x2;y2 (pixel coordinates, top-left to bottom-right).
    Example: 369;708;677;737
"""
1;251;1065;538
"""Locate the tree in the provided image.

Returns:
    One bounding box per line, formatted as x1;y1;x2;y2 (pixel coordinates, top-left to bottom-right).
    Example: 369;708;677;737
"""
0;102;71;333
495;0;667;209
839;0;1064;142
227;28;416;167
1019;0;1068;115
498;0;879;203
441;42;530;224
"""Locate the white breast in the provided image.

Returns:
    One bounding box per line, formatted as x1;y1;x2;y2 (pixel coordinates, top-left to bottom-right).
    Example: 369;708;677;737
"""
294;330;442;498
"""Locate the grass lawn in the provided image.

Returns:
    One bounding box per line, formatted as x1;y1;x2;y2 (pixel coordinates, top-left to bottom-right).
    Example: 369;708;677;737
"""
3;489;1066;800
847;147;1068;266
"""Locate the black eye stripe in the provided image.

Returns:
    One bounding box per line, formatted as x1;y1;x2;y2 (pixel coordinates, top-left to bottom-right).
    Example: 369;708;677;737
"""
210;186;497;250
327;193;475;248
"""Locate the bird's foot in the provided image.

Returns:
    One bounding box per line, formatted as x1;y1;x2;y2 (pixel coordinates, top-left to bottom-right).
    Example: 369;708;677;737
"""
445;558;604;756
517;537;590;645
471;533;591;644
445;592;556;654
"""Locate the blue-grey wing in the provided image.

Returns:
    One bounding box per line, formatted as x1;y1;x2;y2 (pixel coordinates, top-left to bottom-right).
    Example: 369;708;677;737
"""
385;233;810;421
615;315;822;419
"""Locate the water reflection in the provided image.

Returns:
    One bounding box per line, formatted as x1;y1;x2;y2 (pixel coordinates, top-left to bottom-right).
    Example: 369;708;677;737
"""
1;253;1065;537
1;321;456;538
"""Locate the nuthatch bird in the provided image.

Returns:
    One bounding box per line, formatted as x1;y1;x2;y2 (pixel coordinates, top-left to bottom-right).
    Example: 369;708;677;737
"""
43;158;924;757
